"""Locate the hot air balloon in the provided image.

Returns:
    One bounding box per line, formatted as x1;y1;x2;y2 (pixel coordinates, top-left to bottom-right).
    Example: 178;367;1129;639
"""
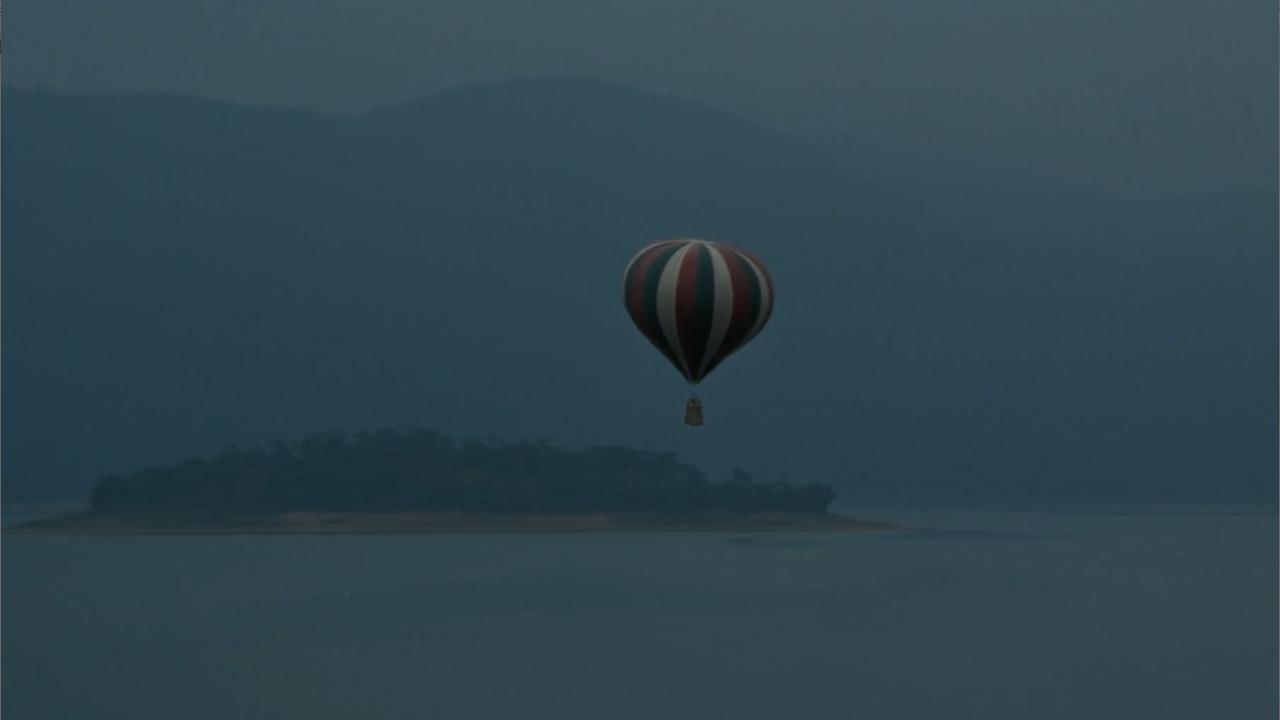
622;238;775;425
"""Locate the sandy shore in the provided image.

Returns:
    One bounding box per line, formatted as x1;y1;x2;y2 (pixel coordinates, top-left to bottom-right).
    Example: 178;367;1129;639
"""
6;511;893;535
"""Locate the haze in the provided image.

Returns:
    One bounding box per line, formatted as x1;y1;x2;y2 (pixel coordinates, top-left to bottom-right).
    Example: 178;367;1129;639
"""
2;2;1275;506
4;7;1278;720
9;0;1275;196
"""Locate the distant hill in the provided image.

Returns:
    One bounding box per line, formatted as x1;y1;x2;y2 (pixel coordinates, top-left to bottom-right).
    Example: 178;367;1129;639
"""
3;77;1275;505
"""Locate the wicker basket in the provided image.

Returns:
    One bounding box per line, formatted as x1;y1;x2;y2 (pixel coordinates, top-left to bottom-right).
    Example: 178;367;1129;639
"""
684;397;704;426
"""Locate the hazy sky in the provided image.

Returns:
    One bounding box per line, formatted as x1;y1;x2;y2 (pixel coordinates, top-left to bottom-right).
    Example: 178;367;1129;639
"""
7;1;1276;194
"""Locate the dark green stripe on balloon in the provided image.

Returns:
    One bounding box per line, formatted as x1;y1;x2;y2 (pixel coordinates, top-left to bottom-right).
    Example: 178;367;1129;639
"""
683;244;717;381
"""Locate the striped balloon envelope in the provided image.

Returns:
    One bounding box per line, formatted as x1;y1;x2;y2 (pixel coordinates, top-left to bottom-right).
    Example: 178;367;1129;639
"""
622;239;774;422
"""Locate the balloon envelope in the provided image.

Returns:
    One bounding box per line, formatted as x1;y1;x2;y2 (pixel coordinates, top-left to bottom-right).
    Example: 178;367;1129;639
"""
622;238;774;384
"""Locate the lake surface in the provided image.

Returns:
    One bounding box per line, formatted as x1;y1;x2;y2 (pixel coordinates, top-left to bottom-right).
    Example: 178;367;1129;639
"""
4;509;1276;719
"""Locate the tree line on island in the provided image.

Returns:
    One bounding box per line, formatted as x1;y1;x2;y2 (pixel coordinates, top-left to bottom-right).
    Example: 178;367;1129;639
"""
90;429;836;516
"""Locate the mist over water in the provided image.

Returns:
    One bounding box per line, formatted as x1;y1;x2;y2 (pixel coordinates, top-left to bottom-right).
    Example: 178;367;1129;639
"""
5;510;1275;719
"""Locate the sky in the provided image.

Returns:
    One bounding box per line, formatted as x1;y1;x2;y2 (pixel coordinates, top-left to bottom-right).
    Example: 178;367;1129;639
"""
2;2;1276;504
7;0;1276;196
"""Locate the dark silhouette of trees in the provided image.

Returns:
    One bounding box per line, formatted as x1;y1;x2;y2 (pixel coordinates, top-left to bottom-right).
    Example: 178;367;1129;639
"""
89;430;836;515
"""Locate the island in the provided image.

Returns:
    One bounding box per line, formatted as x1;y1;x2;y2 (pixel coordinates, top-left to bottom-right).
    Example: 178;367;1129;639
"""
10;429;889;534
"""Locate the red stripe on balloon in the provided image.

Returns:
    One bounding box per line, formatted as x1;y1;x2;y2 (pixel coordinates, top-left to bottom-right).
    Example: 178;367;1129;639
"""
735;246;774;330
623;241;684;373
624;245;661;329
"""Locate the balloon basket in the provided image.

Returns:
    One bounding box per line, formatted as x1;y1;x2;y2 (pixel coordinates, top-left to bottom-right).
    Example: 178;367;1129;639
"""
684;397;704;426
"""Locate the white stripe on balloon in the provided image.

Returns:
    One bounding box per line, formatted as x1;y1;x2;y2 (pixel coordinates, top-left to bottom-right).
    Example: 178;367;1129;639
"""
655;242;694;380
698;242;735;380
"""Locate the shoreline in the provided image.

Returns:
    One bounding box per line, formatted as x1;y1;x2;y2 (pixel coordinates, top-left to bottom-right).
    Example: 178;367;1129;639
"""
5;511;894;536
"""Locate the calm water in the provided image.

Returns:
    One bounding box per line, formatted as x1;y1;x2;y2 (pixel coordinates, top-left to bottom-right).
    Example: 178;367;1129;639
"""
3;509;1276;719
